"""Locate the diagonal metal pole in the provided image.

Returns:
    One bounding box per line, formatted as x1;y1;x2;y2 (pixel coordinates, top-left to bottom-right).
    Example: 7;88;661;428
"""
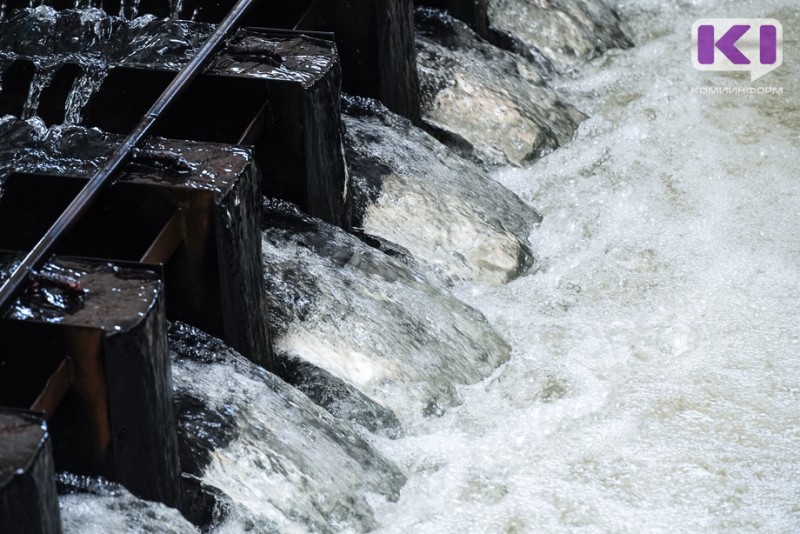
0;0;258;313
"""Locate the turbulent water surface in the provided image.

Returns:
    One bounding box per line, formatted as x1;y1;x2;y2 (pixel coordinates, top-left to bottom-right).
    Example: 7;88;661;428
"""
369;0;800;531
169;323;406;533
262;200;512;428
343;95;540;284
58;475;197;533
487;0;632;72
23;0;797;531
415;7;586;168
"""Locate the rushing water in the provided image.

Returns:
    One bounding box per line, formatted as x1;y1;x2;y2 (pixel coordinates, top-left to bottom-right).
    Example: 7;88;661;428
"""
58;474;197;534
0;6;211;121
62;63;106;123
0;0;792;530
0;6;211;60
0;115;109;183
0;7;337;123
367;0;800;531
262;199;512;428
343;95;540;285
169;322;406;533
0;9;281;117
415;7;586;168
488;0;632;72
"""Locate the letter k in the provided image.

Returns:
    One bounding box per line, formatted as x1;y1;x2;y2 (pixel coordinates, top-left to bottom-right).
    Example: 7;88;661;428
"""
697;25;751;65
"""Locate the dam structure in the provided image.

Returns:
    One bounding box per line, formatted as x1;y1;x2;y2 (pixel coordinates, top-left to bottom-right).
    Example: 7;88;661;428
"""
1;0;798;532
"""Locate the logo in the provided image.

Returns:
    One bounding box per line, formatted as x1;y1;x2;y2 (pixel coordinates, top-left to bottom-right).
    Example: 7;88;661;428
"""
692;19;783;81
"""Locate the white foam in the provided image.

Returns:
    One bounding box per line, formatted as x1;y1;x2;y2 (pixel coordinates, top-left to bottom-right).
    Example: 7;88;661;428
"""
371;0;800;531
60;486;197;533
169;334;406;532
262;225;512;425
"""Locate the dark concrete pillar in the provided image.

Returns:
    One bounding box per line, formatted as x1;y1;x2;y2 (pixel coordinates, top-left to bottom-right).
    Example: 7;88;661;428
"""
0;410;62;534
0;159;272;368
0;258;181;507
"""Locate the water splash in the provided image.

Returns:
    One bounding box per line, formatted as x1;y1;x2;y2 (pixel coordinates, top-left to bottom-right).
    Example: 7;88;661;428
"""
169;322;406;532
344;95;540;284
0;7;212;66
63;64;107;124
117;0;143;19
0;8;333;121
170;0;184;19
0;116;110;186
21;59;58;119
415;7;586;168
0;6;59;56
262;199;512;427
487;0;632;72
0;8;208;124
58;474;197;534
369;0;800;531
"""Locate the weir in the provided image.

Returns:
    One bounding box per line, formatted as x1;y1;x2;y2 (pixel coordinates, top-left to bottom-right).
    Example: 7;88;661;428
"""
0;258;179;508
0;0;506;528
0;1;280;522
0;132;277;522
0;0;642;532
0;26;348;226
0;0;422;122
0;138;270;363
162;0;422;122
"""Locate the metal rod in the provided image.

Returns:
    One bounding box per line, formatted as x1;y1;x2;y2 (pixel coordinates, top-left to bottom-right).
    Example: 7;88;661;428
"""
0;0;258;313
293;0;319;30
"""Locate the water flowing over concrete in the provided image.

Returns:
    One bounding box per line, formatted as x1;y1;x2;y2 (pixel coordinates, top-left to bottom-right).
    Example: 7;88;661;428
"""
487;0;632;72
344;95;540;284
415;6;586;168
262;199;512;427
0;7;211;64
0;117;110;188
0;7;210;122
170;322;406;533
0;116;253;195
5;0;789;530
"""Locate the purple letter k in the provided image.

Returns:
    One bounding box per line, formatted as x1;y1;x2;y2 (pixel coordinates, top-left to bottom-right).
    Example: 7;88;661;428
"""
697;24;751;65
